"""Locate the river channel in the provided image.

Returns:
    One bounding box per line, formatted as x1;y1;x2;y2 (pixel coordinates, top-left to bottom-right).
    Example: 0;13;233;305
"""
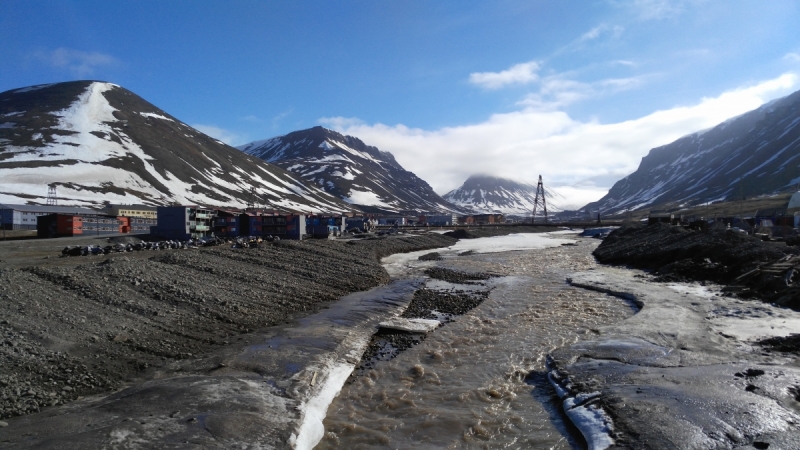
317;232;639;449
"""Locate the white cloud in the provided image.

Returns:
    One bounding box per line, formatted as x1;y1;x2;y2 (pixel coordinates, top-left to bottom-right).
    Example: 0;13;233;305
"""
31;48;117;77
321;73;798;210
784;52;800;63
468;61;540;89
517;74;648;110
191;124;245;146
580;24;624;41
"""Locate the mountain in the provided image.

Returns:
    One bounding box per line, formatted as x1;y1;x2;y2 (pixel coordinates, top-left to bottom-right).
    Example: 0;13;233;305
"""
582;89;800;215
238;126;462;213
0;81;348;212
442;174;562;216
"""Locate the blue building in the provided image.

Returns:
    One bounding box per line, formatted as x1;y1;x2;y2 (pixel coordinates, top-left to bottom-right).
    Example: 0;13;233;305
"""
151;206;216;240
307;215;345;238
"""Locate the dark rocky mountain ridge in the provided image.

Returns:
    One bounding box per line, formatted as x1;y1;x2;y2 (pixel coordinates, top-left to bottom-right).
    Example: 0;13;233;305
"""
238;126;464;213
0;81;348;212
582;89;800;215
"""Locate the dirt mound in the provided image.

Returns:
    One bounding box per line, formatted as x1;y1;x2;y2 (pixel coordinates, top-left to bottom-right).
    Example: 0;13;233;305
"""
0;233;456;421
594;224;800;308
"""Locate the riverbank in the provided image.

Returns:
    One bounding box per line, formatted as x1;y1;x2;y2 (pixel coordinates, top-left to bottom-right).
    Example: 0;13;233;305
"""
0;233;456;423
547;224;800;448
594;223;800;309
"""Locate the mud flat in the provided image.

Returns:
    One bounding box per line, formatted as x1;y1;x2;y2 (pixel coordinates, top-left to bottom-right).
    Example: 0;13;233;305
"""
549;267;800;449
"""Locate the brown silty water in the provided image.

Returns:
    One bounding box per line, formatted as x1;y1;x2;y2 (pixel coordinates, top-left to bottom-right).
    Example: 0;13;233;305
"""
318;237;639;449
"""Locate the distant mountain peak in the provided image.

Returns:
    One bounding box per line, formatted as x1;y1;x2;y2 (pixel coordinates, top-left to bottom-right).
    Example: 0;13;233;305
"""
238;127;462;213
444;174;560;215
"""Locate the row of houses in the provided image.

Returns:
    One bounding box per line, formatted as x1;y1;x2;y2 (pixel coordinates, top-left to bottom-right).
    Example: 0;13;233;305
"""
375;213;505;227
648;205;800;228
2;202;508;241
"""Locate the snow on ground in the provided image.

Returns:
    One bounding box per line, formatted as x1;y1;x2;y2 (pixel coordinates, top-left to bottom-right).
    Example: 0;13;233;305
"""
708;300;800;341
12;83;55;94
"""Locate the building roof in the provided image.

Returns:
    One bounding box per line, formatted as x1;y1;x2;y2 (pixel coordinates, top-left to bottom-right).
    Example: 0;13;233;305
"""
103;204;158;211
0;204;100;214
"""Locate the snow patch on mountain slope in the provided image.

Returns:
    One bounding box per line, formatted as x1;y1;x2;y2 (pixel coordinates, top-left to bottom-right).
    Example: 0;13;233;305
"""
343;189;393;208
0;82;345;211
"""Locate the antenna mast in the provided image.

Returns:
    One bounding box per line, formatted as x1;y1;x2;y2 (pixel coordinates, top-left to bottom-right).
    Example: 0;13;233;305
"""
532;175;548;224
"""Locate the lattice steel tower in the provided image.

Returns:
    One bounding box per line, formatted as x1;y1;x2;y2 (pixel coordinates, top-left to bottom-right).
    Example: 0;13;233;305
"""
532;175;547;224
46;184;57;206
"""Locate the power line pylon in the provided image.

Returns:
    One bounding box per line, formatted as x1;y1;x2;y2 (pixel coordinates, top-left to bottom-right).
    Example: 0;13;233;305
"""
532;175;547;224
47;184;57;206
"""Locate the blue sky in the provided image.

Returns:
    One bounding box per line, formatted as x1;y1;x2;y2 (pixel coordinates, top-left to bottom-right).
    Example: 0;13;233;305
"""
2;0;799;208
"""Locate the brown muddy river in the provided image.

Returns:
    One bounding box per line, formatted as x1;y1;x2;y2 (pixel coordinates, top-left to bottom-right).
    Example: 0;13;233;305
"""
317;234;639;449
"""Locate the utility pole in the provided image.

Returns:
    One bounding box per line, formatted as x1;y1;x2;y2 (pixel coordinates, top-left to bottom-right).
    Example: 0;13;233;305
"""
531;175;548;224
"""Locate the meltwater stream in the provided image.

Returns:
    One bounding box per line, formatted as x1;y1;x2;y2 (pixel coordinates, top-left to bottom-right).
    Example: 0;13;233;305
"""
317;233;639;449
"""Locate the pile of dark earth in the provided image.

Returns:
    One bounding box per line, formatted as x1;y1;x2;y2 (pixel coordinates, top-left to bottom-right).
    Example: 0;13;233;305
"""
0;233;455;421
424;266;497;284
352;268;497;379
417;252;442;261
757;333;800;355
444;225;561;240
594;223;800;309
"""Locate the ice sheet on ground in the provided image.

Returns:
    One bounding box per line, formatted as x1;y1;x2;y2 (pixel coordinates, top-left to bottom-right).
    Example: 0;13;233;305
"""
449;233;576;254
709;303;800;341
292;362;357;450
378;318;440;333
382;232;575;278
664;283;718;298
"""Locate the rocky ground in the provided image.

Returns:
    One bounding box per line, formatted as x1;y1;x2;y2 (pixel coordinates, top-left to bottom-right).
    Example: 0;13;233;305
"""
0;232;456;423
351;266;496;380
594;223;800;309
554;268;800;449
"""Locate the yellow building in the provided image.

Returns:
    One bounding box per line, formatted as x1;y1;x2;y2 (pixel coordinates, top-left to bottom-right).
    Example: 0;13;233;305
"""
100;204;158;219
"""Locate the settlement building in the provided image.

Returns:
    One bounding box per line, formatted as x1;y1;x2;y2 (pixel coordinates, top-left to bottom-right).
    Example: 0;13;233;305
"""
419;214;457;226
151;206;216;240
98;204;158;219
37;214;122;238
307;215;345;238
0;204;101;230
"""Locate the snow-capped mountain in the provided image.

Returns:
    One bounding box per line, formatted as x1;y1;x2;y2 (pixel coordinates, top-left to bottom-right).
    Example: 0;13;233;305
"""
0;81;348;212
443;174;562;216
238;126;462;213
582;89;800;215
